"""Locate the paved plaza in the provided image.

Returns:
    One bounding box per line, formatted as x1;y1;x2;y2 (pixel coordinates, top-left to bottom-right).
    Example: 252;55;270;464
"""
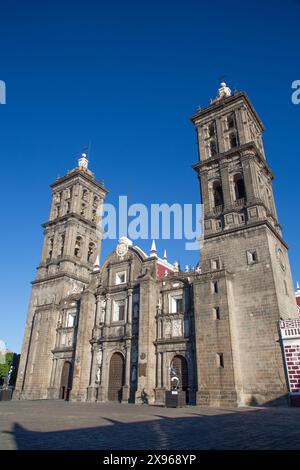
0;400;300;450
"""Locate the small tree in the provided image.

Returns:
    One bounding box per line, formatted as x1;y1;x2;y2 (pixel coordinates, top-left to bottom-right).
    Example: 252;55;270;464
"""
0;352;20;387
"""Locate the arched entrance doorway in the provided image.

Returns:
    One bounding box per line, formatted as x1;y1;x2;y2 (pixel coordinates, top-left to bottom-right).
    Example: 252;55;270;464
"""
108;352;125;402
60;361;73;401
171;355;189;404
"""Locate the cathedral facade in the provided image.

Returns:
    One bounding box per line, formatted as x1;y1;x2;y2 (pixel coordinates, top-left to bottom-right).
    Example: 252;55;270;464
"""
14;84;298;407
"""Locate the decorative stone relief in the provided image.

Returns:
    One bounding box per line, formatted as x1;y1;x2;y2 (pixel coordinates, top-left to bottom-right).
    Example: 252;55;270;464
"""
172;319;182;337
164;320;171;337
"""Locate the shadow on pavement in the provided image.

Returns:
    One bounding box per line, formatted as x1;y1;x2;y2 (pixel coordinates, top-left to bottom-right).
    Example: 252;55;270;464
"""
5;408;300;450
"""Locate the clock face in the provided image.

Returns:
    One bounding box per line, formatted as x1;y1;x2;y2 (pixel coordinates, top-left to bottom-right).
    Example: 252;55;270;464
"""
276;247;286;272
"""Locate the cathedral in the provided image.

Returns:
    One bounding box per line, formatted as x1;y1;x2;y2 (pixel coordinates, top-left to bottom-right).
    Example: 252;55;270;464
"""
14;83;298;407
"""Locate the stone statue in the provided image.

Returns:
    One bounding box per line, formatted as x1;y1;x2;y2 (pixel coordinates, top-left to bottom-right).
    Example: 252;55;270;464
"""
96;366;101;384
100;299;106;324
96;349;103;365
170;365;180;390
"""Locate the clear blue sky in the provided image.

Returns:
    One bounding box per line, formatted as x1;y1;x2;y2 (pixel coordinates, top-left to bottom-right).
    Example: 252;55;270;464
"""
1;0;299;353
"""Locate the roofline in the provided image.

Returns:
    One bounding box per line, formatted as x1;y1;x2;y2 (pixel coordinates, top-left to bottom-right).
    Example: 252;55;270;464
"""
190;91;265;132
50;168;108;193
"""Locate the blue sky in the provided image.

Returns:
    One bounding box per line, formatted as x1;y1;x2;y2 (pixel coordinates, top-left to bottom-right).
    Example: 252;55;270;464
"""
0;0;299;352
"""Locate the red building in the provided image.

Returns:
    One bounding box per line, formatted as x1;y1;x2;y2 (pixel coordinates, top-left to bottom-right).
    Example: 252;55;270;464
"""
296;283;300;316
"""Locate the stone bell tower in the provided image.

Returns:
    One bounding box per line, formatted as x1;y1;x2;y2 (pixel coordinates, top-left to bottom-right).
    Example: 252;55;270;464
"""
191;82;298;406
14;151;108;400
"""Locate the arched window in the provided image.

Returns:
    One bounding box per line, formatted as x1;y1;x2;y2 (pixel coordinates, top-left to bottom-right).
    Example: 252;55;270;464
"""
48;237;54;260
170;355;189;404
229;132;238;149
213;181;224;207
93;196;99;208
210;140;217;157
92;209;97;223
234;174;246;200
80;203;85;216
74;236;82;258
87;242;95;263
82;189;89;201
59;233;65;257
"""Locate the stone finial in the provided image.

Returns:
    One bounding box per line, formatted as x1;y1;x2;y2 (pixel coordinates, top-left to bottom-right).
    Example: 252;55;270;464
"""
150;240;157;257
173;261;179;272
93;254;100;272
78;150;88;170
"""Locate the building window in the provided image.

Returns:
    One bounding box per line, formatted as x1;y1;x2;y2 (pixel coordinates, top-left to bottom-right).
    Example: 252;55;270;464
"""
80;203;86;216
74;236;82;258
113;300;125;322
229;132;238;149
66;201;71;214
247;250;258;265
82;189;89;201
227;113;235;130
116;272;126;285
211;281;219;294
59;233;65;257
208;121;216;137
93;196;99;207
216;353;224;368
170;295;184;313
48;237;54;260
210;139;218;157
213;181;224;207
87;242;96;263
234;174;246;200
211;259;220;270
55;205;60;218
92;209;97;223
213;307;221;320
67;312;76;328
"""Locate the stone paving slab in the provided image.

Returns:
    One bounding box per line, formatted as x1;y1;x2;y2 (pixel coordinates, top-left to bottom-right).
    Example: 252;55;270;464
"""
0;400;300;450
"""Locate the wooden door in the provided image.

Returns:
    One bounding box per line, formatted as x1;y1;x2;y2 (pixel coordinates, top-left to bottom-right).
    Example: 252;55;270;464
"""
108;353;125;402
60;361;72;401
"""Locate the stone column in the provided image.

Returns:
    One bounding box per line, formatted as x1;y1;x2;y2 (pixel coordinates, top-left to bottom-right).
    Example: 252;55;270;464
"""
216;118;225;153
122;344;131;402
87;345;100;402
47;358;59;399
94;294;101;326
241;152;256;203
220;162;232;209
103;295;112;337
98;347;109;402
125;289;133;337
